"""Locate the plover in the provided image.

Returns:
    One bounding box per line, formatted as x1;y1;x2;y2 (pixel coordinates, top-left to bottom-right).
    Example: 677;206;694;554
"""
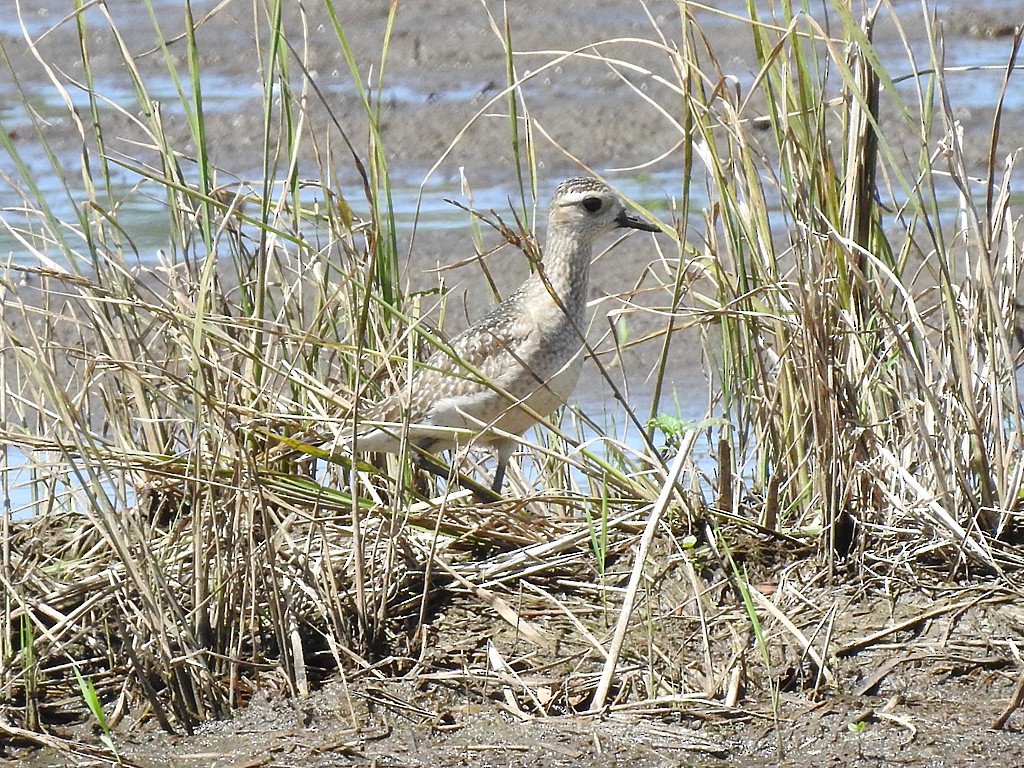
346;177;659;492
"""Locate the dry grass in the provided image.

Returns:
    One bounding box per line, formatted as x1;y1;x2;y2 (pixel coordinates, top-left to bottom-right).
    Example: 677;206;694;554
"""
1;0;1023;760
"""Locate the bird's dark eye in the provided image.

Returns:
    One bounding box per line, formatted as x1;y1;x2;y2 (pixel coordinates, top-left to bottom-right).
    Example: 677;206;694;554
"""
582;196;602;213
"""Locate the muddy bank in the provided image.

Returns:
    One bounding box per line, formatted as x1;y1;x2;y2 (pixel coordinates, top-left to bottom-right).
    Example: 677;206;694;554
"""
4;586;1024;767
3;1;1020;210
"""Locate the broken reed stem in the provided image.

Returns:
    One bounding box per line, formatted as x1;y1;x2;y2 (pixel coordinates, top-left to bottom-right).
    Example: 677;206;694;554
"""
590;429;697;711
716;435;733;515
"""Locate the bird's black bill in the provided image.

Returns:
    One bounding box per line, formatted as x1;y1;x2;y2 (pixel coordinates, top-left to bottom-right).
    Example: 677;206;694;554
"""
615;209;660;232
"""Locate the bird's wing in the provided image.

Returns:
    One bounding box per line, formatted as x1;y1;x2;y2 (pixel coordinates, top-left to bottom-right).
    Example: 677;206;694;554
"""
401;309;531;420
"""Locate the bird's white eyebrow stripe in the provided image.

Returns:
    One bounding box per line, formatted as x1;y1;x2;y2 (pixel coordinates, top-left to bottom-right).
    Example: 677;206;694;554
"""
558;190;606;204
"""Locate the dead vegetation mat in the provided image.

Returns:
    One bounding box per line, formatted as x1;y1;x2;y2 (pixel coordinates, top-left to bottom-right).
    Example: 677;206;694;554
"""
3;493;1024;766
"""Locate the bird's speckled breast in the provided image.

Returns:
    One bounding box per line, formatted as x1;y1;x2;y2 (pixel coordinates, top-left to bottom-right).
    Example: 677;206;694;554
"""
420;303;585;442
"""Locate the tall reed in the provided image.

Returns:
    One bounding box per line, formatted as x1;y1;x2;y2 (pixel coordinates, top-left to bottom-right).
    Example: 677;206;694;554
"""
673;2;1022;576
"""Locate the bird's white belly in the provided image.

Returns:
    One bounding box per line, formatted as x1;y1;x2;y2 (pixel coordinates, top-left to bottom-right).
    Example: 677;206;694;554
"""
425;347;584;445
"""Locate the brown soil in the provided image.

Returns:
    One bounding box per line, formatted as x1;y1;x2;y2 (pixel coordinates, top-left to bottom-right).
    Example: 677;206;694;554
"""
4;586;1024;767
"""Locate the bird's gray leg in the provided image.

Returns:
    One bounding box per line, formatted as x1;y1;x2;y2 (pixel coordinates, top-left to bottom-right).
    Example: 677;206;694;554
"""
491;439;515;493
412;445;503;501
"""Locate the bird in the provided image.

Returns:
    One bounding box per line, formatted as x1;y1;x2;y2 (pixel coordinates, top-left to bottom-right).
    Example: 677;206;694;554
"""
333;177;657;492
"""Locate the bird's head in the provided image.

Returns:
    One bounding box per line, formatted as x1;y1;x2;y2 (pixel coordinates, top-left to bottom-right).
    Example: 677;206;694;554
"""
547;177;659;242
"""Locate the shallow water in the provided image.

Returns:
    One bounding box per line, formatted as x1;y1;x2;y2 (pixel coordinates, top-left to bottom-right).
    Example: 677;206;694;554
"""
1;1;1020;258
1;0;1020;514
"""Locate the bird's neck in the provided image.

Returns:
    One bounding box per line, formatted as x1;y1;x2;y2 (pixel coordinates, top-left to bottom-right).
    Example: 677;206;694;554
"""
521;227;591;318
